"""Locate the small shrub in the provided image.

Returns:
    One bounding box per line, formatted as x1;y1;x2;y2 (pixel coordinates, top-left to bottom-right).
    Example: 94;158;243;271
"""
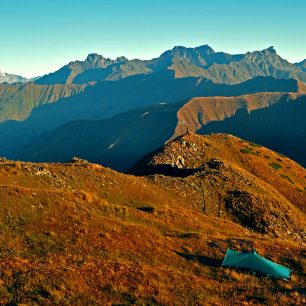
280;174;294;185
269;163;282;170
240;147;259;155
240;147;252;154
240;147;251;154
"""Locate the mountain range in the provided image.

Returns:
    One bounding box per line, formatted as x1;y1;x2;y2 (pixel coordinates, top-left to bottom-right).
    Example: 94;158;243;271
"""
35;45;306;85
0;44;306;171
15;92;306;171
0;69;30;84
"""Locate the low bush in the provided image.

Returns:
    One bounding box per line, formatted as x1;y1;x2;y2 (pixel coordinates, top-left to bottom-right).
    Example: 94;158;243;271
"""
269;163;282;170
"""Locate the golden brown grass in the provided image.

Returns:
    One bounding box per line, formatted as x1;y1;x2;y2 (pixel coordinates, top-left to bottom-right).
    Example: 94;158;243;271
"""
0;137;305;305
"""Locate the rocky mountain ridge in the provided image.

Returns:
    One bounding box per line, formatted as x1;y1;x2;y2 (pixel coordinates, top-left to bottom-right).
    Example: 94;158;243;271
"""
0;69;30;84
34;44;306;85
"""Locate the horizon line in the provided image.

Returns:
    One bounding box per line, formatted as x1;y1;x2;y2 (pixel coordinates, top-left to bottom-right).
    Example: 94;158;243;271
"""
1;43;305;79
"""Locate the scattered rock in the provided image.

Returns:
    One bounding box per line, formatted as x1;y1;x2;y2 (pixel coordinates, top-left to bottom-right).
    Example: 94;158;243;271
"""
69;157;89;165
35;166;51;176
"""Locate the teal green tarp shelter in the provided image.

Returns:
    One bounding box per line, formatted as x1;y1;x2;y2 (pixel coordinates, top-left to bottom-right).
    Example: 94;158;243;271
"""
222;249;291;280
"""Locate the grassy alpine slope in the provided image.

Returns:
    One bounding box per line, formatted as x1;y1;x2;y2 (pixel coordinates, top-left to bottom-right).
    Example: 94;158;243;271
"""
0;82;91;122
0;133;305;305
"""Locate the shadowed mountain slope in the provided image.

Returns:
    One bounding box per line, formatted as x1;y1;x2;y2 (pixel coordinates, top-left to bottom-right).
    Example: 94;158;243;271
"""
196;95;306;167
1;75;299;157
0;82;91;122
14;103;183;170
15;93;306;171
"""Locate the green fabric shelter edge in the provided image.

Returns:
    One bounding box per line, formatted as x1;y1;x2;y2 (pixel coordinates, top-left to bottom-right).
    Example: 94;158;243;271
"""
222;248;291;280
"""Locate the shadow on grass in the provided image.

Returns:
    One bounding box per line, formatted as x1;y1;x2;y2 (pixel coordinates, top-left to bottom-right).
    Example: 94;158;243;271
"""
280;287;306;295
138;164;200;177
175;251;222;267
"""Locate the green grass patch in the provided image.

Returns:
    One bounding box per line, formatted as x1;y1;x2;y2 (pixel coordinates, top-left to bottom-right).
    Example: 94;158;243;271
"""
269;163;282;171
240;147;260;155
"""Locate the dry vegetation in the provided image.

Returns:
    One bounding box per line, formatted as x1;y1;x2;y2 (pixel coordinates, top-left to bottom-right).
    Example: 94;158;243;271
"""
0;134;305;305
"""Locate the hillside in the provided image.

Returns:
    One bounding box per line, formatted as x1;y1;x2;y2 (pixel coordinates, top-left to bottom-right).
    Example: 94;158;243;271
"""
196;95;306;167
15;92;306;171
1;75;299;158
3;72;295;126
0;82;92;122
0;133;305;305
131;133;306;228
35;45;306;85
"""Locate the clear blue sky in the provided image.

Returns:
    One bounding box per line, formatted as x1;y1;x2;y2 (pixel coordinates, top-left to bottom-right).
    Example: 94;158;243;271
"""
1;0;305;77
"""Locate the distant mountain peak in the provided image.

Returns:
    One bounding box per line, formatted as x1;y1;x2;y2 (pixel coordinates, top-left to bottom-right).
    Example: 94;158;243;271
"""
0;69;29;84
86;53;104;63
243;46;281;63
196;44;215;53
266;46;277;53
170;44;215;54
85;53;128;64
116;56;128;62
